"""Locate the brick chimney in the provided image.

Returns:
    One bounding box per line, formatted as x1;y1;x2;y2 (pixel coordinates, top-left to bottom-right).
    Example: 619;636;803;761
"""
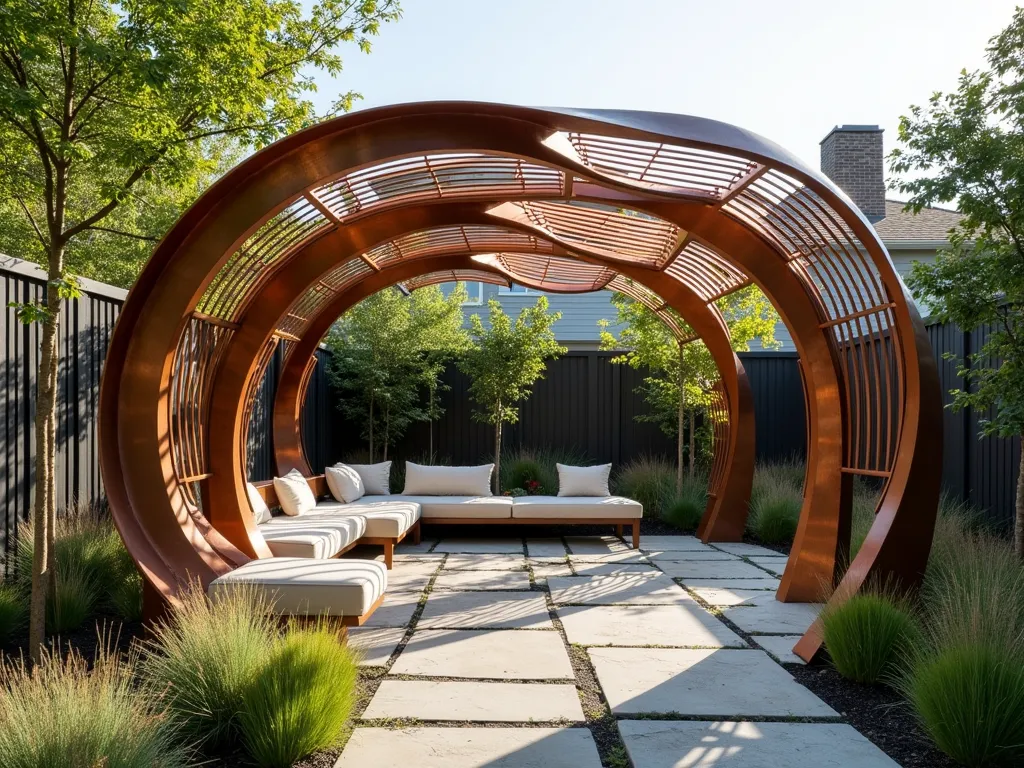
819;125;885;221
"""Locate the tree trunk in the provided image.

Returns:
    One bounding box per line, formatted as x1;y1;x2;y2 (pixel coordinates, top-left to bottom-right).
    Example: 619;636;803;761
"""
383;402;390;462
494;402;502;495
688;410;696;478
29;249;64;662
676;400;684;496
368;395;375;461
428;387;434;461
1016;440;1024;557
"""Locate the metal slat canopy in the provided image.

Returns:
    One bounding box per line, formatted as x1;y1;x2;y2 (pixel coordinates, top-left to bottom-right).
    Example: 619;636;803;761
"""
98;103;942;662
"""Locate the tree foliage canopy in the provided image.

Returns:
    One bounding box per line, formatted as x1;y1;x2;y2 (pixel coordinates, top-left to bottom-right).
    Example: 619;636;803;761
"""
458;296;566;429
891;8;1024;441
0;0;401;286
599;284;780;441
326;284;470;459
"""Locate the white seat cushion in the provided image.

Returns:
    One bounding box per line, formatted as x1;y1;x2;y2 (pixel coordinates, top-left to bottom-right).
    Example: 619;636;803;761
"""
512;495;643;519
208;557;386;617
313;498;421;539
258;513;366;558
400;495;513;519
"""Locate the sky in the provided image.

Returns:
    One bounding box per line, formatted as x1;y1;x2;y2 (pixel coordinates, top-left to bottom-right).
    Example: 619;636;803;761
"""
309;0;1020;184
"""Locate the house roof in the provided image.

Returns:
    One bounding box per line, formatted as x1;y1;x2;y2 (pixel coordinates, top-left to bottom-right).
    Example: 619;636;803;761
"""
873;200;964;245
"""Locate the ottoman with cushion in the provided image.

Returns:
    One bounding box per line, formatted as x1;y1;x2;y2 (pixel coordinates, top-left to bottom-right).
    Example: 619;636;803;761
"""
207;557;387;625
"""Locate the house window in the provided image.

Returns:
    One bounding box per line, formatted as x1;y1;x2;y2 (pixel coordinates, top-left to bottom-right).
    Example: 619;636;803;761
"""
498;283;535;294
460;281;483;305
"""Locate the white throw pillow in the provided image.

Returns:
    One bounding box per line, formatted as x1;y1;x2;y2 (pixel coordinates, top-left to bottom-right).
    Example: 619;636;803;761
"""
557;463;612;497
272;468;317;516
402;462;494;497
325;463;365;503
246;482;273;525
348;461;392;495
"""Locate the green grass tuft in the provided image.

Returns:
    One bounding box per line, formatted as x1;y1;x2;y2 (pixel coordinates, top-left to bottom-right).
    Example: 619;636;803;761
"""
239;623;360;767
140;584;278;747
0;637;190;768
747;483;801;546
662;473;708;531
499;445;590;495
903;642;1024;767
0;583;27;645
612;455;676;519
47;560;98;634
821;590;920;684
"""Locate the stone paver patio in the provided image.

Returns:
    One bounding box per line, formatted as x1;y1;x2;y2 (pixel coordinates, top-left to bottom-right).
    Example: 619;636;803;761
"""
336;535;895;767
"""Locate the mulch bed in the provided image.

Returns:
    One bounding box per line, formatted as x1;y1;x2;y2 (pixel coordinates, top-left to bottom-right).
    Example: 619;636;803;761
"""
789;663;957;768
1;613;144;667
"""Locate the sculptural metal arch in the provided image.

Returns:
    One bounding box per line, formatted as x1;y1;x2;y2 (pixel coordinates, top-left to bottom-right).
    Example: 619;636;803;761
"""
98;103;942;660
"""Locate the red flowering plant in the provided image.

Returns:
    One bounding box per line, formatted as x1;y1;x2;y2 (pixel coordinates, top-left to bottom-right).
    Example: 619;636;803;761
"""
524;480;542;495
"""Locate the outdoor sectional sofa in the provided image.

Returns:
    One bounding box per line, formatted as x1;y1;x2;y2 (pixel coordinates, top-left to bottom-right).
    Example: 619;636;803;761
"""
250;471;643;568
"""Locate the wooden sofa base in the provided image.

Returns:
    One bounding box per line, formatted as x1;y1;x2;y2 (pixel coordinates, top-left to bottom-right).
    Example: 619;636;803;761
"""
362;520;421;569
424;517;641;549
283;591;387;629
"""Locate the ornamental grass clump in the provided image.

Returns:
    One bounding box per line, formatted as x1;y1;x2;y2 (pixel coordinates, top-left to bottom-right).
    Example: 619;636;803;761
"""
14;501;143;629
821;588;920;685
662;473;708;531
900;524;1024;767
613;455;675;519
746;475;801;545
501;445;590;495
0;582;26;645
0;638;190;768
239;623;360;768
140;584;278;747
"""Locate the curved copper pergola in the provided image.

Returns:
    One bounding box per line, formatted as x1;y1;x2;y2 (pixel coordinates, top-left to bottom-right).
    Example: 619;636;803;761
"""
98;103;942;659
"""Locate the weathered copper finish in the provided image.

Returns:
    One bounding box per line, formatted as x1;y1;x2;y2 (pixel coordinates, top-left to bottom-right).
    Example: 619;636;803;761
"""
98;103;942;661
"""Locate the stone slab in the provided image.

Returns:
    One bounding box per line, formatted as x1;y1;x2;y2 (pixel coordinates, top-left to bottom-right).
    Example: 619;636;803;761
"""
656;560;771;580
347;627;405;666
386;562;439;592
557;603;745;648
526;538;568;557
682;578;780;590
395;539;440;554
362;680;585;722
548;574;687;606
748;556;788;574
530;564;574;582
568;551;648;563
588;647;836;717
723;594;822;634
446;554;528;571
337;727;602;768
618;720;899;768
363;592;421;628
755;635;807;665
571;563;660;577
645;550;739;561
713;542;789;557
435;539;525;554
433;569;533;591
688;587;779;607
390;629;574;679
566;535;629;555
639;536;718;551
418;590;553;629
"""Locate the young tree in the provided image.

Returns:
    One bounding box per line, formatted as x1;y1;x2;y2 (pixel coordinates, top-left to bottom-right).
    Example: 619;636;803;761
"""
0;0;401;659
889;7;1024;555
326;284;470;461
599;284;779;493
458;297;566;493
